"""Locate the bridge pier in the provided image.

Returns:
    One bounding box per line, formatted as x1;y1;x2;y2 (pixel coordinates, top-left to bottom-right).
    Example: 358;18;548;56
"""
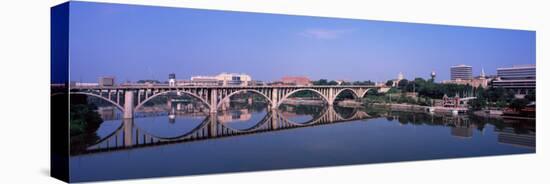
328;88;334;106
210;90;217;113
209;113;217;137
123;91;134;119
123;118;133;147
271;88;278;109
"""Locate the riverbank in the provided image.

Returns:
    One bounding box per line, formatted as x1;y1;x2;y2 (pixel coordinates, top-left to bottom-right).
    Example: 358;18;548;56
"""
282;98;325;105
472;110;536;121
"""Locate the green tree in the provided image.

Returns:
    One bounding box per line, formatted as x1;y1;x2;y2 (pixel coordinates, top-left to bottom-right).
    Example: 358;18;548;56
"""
469;98;487;110
313;79;328;85
509;98;529;111
385;80;394;87
328;80;339;85
397;79;409;89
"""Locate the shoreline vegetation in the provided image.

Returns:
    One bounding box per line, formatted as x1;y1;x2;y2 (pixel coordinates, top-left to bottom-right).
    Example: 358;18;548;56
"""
321;77;536;121
70;95;103;154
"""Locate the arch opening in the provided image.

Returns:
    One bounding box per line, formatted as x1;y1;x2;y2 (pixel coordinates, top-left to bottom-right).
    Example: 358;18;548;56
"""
333;88;359;106
278;89;329;108
133;91;210;139
217;90;271;131
135;91;211;114
278;89;328;124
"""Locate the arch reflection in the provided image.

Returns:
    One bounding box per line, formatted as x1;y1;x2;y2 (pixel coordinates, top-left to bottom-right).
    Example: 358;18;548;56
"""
80;106;372;155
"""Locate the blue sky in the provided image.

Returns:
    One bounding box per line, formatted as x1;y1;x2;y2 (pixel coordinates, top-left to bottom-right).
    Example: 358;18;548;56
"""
68;1;535;83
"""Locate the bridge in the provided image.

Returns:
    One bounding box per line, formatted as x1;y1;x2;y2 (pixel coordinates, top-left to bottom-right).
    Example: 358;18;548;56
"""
76;106;371;155
70;85;378;119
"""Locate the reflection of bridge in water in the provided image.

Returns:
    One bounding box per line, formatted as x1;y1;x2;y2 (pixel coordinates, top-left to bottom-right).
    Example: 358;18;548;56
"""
79;107;370;155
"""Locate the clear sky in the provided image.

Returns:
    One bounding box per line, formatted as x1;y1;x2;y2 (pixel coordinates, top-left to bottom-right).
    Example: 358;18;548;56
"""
68;1;535;83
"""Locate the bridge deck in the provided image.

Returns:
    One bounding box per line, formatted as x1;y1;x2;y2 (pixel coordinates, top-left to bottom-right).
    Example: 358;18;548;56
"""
70;85;378;90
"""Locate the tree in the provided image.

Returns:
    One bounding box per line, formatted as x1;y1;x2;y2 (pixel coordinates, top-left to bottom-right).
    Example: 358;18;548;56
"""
509;98;529;111
313;79;328;85
469;98;487;110
353;80;375;85
385;80;394;87
366;89;380;96
328;80;339;85
397;79;409;89
387;87;400;94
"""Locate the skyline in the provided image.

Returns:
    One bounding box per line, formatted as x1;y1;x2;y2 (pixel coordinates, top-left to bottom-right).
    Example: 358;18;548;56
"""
68;1;535;83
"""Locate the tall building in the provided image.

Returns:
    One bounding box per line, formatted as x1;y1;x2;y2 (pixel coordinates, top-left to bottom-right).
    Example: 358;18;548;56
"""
491;65;535;94
443;66;490;88
450;64;472;80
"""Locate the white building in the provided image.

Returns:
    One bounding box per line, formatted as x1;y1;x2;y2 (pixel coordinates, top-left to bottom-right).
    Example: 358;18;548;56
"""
491;65;536;95
177;73;252;86
215;73;251;86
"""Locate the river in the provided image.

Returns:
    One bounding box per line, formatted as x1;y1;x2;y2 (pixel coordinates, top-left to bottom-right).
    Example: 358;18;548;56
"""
69;102;535;182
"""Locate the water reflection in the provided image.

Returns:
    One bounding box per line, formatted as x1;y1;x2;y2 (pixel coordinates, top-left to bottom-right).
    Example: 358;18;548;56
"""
69;98;536;183
73;103;535;156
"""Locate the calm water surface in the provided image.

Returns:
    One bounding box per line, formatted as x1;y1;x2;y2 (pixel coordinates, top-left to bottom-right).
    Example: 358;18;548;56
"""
70;103;535;182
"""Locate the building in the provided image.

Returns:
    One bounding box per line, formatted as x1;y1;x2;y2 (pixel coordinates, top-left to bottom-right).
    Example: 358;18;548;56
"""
280;76;311;86
450;64;472;80
176;73;252;86
70;82;99;87
216;73;252;86
248;80;266;86
99;76;115;87
491;65;535;95
443;67;490;88
183;76;219;86
168;73;176;87
390;72;405;87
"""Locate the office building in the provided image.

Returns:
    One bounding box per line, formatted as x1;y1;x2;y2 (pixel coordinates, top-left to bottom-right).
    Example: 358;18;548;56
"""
450;64;472;80
491;65;535;94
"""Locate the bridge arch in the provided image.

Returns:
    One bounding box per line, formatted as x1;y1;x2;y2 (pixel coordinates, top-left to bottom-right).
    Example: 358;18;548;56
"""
216;89;273;110
359;88;373;99
277;88;329;108
332;88;360;104
135;90;211;111
71;92;124;112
